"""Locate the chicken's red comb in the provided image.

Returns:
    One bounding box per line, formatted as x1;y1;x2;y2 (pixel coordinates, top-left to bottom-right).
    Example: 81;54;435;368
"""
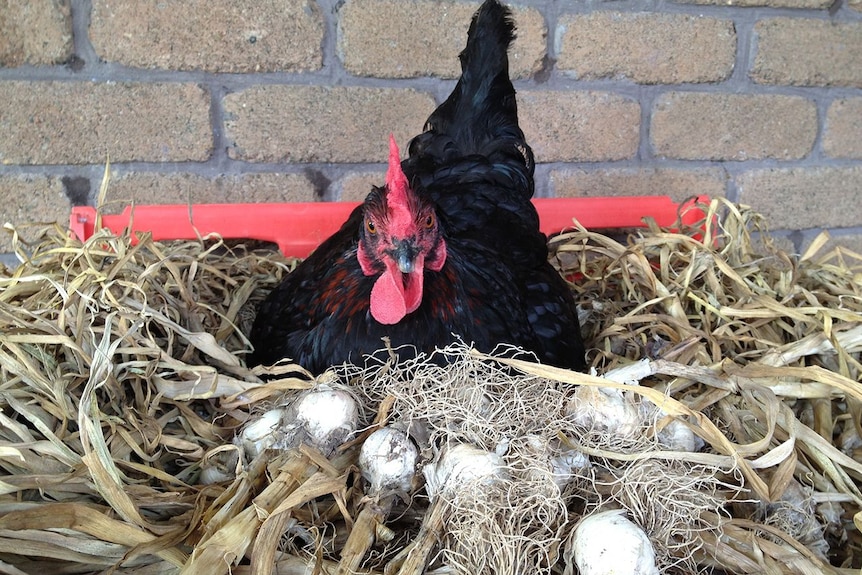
385;134;409;205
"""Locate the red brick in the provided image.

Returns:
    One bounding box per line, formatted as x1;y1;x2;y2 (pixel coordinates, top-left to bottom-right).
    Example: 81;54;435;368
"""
550;168;727;204
752;18;862;87
0;82;212;165
557;13;735;84
0;175;70;252
651;92;816;161
736;167;862;230
90;0;324;72
223;86;435;163
518;91;640;162
338;0;545;79
823;98;862;160
0;0;72;67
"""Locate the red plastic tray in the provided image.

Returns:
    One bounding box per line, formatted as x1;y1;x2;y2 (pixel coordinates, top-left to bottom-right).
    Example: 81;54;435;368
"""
70;196;709;258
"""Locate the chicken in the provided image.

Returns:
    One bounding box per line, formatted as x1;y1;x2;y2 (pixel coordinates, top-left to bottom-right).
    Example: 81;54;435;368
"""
249;0;586;373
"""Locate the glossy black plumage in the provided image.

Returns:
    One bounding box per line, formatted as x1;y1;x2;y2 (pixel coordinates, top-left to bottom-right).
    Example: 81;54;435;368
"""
248;0;586;373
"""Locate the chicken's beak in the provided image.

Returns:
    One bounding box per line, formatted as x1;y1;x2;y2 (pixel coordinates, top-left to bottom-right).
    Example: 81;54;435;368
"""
392;239;418;274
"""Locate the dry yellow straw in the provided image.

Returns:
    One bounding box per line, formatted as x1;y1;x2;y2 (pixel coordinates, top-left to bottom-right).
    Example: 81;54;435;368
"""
0;195;859;574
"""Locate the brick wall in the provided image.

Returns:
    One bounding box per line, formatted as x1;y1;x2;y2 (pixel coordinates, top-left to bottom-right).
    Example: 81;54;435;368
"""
1;0;860;258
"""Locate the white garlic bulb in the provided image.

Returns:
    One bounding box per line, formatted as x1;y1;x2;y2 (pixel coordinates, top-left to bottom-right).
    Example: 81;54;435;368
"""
424;443;507;498
359;427;419;496
572;510;659;575
238;407;286;458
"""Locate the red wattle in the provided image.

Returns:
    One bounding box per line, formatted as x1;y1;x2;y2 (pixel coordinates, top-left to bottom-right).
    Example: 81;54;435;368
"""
369;265;424;325
370;269;407;325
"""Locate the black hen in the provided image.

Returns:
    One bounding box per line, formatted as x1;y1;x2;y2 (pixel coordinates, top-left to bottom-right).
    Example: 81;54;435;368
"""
249;0;586;373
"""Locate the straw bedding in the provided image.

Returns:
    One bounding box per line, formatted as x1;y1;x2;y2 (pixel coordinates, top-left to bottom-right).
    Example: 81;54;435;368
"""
0;197;860;575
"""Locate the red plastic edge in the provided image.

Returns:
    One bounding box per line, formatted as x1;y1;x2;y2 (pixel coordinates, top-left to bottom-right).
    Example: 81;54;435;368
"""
69;196;710;258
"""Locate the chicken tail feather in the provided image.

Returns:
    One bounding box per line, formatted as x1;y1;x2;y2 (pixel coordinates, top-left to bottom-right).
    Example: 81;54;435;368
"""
415;0;527;166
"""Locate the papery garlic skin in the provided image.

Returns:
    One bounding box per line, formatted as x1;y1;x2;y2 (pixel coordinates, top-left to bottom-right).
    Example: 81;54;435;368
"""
424;443;507;498
238;407;286;458
572;510;659;575
236;384;360;460
291;385;360;454
567;385;641;438
359;427;419;495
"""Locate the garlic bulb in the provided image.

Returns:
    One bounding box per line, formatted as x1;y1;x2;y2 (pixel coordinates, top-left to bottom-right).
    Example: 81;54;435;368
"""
198;465;234;485
566;385;641;437
657;417;700;452
198;448;239;484
550;447;591;489
238;407;286;458
572;509;659;575
290;384;360;455
359;427;419;496
522;435;590;490
424;443;507;498
236;384;360;459
565;360;649;438
641;399;702;452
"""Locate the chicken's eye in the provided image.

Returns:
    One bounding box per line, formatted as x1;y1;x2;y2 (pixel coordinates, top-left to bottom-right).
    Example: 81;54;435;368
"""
365;219;376;234
424;214;435;228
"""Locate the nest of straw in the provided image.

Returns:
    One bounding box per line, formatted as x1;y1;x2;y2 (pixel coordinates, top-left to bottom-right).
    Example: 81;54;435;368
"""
0;197;860;575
